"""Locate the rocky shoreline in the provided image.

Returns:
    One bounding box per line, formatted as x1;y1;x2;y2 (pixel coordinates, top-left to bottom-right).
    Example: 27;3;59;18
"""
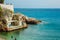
0;13;42;31
0;2;42;31
11;13;42;27
19;13;42;24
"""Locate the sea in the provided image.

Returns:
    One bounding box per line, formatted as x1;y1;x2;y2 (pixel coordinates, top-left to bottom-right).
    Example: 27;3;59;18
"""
0;8;60;40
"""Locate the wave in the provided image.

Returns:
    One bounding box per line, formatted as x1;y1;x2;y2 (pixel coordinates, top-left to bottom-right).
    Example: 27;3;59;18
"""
40;21;49;24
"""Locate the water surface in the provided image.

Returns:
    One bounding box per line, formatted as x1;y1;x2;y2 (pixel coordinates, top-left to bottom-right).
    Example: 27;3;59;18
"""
0;8;60;40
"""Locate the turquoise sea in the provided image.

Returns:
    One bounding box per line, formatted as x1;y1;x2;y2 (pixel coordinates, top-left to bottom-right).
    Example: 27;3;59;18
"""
0;8;60;40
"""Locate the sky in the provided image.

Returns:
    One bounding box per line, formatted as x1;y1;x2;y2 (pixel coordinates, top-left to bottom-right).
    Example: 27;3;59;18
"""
5;0;60;8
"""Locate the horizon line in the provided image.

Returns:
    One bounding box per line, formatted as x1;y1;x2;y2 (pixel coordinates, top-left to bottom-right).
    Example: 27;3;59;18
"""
13;8;60;9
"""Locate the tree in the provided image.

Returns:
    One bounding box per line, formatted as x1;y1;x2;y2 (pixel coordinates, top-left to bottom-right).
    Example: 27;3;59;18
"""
0;0;4;4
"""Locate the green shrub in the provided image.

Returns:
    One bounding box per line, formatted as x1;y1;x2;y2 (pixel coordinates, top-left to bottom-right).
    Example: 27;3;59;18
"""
0;6;2;11
0;0;4;4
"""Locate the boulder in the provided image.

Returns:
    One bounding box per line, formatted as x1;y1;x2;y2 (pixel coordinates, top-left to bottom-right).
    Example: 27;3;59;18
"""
18;13;42;24
26;18;42;24
0;18;7;31
11;21;19;26
12;14;19;21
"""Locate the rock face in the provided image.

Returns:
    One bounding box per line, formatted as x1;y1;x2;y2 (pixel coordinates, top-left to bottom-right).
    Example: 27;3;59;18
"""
26;18;41;24
0;3;42;31
12;14;19;21
18;13;42;24
11;14;20;26
11;21;19;26
0;18;7;30
0;4;14;17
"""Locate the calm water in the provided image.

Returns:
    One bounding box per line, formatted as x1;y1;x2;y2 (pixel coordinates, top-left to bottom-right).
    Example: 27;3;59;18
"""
0;8;60;40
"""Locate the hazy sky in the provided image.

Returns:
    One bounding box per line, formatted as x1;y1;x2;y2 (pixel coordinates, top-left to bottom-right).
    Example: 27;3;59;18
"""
5;0;60;8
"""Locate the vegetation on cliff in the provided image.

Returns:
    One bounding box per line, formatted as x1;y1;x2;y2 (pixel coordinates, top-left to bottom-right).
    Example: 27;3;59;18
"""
0;3;41;31
0;0;4;4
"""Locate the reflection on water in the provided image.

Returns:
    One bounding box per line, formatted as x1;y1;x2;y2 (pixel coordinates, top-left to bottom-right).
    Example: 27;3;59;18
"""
0;29;25;40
